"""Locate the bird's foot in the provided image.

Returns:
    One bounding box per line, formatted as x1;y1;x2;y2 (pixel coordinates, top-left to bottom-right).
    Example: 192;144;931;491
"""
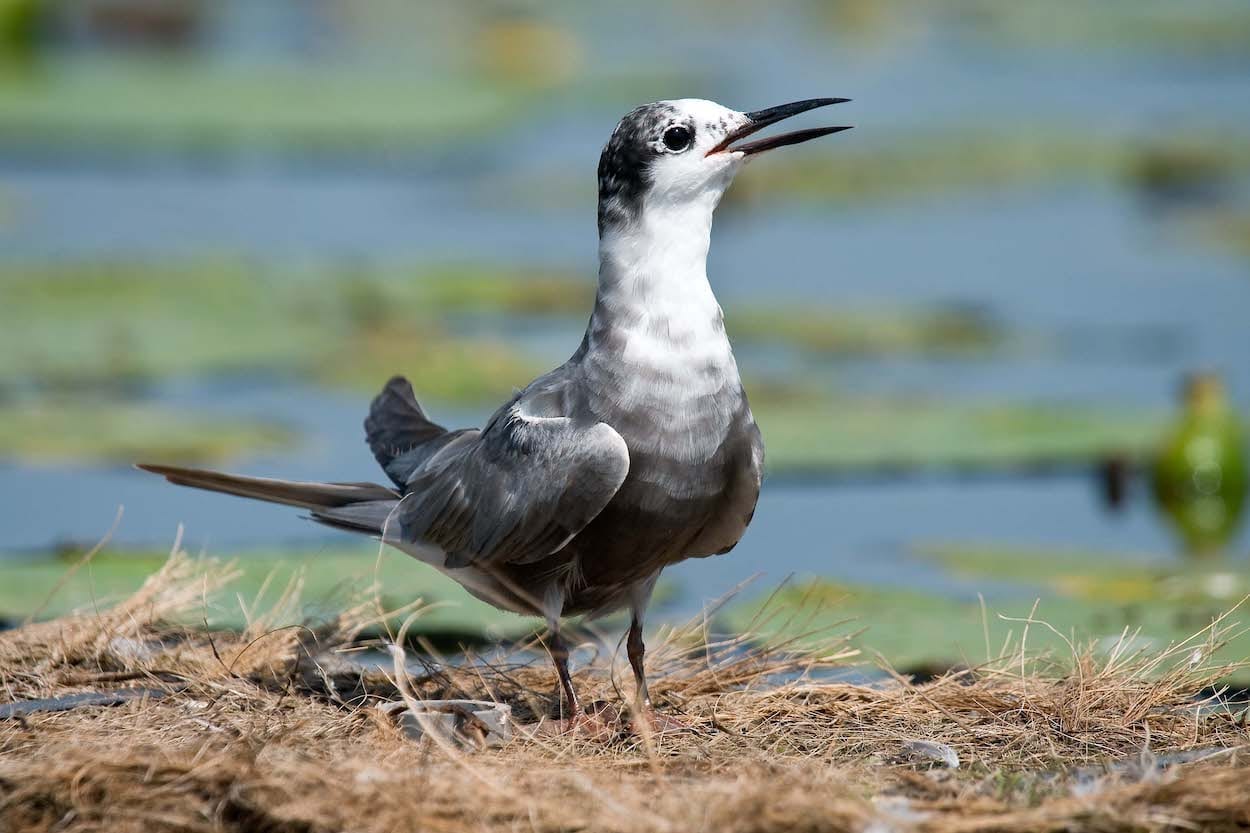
533;700;620;740
624;706;701;736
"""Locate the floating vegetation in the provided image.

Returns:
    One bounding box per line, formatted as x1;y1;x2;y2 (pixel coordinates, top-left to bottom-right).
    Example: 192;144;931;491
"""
342;271;1009;358
729;303;1003;357
0;397;293;465
472;16;584;88
0;543;679;642
727;543;1250;668
1194;209;1250;260
1151;374;1248;555
0;260;1022;406
419;269;592;316
0;58;537;156
921;543;1250;603
0;0;38;65
1127;141;1240;208
512;129;1250;212
728;579;1041;669
1;260;1180;470
796;1;1250;57
728;131;1250;208
0;545;530;639
940;0;1250;57
0;49;694;161
0;261;555;402
758;398;1164;477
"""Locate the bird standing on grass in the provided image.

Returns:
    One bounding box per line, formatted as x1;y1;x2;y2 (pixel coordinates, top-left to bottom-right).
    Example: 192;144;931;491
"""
140;98;851;732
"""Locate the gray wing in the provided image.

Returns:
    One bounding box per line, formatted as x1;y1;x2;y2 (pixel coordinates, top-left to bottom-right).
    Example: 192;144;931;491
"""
389;400;630;569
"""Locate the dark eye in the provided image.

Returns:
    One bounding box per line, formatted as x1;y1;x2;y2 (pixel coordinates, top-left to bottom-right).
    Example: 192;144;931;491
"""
662;125;692;152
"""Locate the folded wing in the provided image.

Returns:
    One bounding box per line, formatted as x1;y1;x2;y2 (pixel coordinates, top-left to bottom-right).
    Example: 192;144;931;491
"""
326;400;630;569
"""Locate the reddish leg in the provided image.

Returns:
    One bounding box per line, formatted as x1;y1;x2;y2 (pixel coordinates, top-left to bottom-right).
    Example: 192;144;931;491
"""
538;630;616;738
625;610;695;735
550;629;582;718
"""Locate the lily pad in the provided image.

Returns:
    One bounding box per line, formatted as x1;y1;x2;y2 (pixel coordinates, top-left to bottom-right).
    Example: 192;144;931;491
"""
0;544;681;643
513;129;1250;210
0;261;1016;402
936;2;1250;57
420;269;592;316
797;2;1250;58
0;261;556;402
727;132;1250;207
724;538;1250;667
919;543;1250;606
0;261;1185;474
725;569;1250;670
0;58;533;153
729;304;1003;357
0;546;535;639
0;398;294;464
1192;210;1250;261
758;398;1164;476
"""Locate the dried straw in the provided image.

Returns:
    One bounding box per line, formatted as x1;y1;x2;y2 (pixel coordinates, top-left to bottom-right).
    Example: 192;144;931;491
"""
1;546;1247;832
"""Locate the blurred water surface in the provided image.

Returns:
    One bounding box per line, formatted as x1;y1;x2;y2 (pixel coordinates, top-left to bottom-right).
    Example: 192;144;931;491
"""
2;1;1249;616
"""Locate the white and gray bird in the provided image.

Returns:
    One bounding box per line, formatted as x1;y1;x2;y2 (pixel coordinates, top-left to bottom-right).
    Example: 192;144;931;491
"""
140;97;851;730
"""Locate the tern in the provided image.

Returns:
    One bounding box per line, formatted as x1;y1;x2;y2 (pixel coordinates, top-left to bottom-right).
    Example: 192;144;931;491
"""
140;97;851;730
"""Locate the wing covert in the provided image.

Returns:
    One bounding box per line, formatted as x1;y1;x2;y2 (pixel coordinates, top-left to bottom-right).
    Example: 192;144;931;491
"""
390;404;629;568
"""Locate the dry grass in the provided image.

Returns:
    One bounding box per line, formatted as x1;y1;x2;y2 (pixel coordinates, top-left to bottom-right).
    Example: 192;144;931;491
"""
1;547;1249;833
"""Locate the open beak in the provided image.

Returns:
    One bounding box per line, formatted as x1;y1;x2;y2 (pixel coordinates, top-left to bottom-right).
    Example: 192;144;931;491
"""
707;97;852;156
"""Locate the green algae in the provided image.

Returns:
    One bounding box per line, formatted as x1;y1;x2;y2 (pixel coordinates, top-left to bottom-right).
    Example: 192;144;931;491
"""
0;398;294;464
758;398;1164;476
729;304;1003;357
728;132;1250;208
0;261;1176;472
725;543;1250;668
0;260;1014;402
797;1;1250;58
0;58;532;153
0;546;530;639
0;544;680;642
517;129;1250;210
0;261;555;402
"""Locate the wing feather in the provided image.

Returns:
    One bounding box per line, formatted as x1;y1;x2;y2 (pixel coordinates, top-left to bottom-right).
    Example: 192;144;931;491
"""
390;404;629;568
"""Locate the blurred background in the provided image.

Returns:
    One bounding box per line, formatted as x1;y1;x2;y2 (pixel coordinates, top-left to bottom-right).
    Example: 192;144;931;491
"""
1;0;1248;667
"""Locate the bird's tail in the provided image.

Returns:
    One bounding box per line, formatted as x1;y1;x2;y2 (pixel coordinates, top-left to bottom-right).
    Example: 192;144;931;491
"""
135;464;402;535
365;375;447;481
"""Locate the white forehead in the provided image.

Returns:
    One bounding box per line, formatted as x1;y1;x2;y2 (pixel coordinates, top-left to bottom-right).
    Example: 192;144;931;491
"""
660;98;743;126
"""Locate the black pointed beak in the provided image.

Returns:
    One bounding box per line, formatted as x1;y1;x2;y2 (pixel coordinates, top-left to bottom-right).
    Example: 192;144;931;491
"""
707;97;852;156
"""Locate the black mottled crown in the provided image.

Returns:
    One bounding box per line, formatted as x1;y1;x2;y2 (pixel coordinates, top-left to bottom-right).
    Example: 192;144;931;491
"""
596;102;680;233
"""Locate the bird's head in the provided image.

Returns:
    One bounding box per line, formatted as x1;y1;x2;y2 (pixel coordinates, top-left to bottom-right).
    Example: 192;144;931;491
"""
597;97;850;233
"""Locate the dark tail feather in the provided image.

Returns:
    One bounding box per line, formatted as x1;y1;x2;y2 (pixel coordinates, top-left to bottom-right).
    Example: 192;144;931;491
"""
136;464;399;512
365;375;448;485
309;500;401;536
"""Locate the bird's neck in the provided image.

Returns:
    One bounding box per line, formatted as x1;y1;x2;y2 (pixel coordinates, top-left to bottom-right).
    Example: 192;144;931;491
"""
580;197;737;387
591;197;723;334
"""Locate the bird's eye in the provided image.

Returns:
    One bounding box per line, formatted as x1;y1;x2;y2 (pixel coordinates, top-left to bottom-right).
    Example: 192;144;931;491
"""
662;125;692;152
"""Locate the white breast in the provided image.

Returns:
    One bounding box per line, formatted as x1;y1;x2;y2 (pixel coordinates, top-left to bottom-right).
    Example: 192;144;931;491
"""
583;182;747;461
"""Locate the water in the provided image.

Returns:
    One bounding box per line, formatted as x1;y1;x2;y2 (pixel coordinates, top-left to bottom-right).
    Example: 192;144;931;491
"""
2;1;1249;614
4;376;1242;620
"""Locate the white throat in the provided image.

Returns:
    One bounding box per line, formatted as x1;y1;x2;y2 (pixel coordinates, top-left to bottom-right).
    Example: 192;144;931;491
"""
587;188;737;386
595;188;723;323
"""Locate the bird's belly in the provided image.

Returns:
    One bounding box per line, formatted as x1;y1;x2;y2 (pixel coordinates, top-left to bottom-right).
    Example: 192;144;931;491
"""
555;488;731;613
563;413;759;600
556;328;762;612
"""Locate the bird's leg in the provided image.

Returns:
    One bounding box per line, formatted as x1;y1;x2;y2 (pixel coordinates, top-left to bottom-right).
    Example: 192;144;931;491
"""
548;628;582;719
626;610;652;710
539;628;616;739
623;587;695;735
